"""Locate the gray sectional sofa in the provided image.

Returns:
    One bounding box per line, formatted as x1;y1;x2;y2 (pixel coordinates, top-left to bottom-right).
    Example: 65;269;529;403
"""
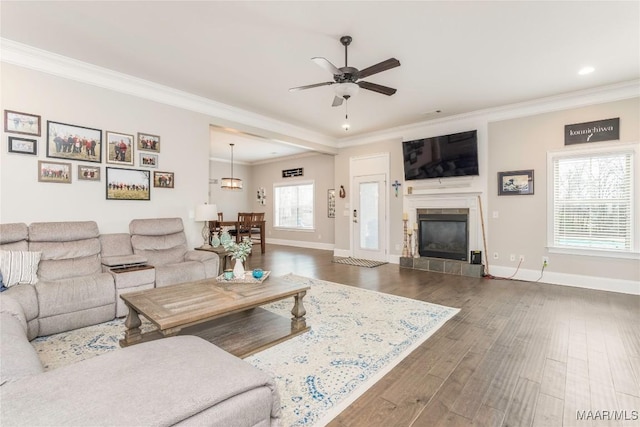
0;220;281;426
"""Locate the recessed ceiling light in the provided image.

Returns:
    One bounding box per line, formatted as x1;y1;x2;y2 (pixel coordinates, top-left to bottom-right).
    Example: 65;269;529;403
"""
578;66;595;75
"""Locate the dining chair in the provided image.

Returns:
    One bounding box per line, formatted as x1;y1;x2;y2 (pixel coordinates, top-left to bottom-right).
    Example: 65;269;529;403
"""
250;212;265;244
229;212;253;245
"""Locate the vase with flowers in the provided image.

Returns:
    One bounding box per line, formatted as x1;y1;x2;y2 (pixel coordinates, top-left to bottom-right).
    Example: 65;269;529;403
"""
222;237;253;279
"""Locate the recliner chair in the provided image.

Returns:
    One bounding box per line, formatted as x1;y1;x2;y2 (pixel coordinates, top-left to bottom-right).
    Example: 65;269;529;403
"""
129;218;219;287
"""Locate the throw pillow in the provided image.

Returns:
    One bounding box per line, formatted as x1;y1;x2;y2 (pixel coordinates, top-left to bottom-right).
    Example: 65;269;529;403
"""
0;250;42;287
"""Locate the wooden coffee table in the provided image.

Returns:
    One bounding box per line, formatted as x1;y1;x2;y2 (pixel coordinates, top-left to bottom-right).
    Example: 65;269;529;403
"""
119;276;310;358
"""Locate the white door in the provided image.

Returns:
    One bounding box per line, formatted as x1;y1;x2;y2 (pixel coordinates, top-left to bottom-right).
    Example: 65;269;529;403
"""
352;174;386;261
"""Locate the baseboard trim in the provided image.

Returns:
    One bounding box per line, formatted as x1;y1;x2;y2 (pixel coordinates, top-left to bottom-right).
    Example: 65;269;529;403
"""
488;265;640;295
266;238;334;251
333;249;352;258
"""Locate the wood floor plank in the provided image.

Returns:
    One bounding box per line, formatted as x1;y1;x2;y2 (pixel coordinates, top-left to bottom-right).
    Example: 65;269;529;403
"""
483;339;528;413
532;392;564;427
472;405;505;427
413;350;485;426
540;358;567;400
502;377;540;427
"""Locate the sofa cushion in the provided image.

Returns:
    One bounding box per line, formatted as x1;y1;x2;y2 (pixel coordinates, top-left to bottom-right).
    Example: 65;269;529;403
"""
0;250;41;287
31;240;102;281
129;217;185;236
28;221;99;242
130;233;188;265
154;262;205;287
0;336;281;426
36;273;114;318
0;312;43;385
0;223;28;249
99;233;134;257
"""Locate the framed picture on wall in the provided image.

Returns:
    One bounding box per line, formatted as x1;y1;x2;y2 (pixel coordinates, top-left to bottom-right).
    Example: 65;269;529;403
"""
78;165;101;181
47;121;102;163
8;136;37;155
497;170;534;195
4;110;41;136
137;132;160;152
153;171;174;188
106;167;150;200
38;160;71;183
328;189;336;218
106;131;134;165
139;152;158;168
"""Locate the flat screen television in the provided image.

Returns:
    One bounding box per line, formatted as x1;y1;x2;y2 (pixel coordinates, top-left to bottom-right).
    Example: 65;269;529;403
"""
403;130;478;180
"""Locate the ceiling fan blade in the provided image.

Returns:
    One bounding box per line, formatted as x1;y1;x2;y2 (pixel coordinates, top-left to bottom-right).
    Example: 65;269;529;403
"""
332;96;344;107
289;81;335;92
357;81;397;96
312;57;343;75
357;58;401;79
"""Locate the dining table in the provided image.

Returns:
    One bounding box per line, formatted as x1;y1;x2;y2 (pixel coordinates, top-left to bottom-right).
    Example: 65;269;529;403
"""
214;220;266;254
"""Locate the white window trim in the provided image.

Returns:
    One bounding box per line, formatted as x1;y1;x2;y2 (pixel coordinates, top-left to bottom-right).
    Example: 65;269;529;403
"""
546;141;640;259
273;179;315;231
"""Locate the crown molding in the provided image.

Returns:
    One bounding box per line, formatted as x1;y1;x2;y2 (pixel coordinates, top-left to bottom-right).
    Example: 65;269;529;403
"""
0;38;335;150
337;79;640;148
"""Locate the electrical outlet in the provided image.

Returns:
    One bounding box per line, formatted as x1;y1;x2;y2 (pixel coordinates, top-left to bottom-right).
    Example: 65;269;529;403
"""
542;256;549;266
519;255;525;262
493;252;499;260
510;254;516;262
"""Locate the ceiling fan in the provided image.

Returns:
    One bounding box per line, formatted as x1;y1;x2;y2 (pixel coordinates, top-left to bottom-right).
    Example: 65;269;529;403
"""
289;35;401;107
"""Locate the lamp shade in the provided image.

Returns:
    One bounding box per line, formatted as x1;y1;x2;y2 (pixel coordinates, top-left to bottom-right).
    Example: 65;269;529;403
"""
194;203;218;221
221;177;243;190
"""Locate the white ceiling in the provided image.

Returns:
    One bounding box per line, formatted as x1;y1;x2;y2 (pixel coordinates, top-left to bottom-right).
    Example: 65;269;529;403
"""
1;1;638;163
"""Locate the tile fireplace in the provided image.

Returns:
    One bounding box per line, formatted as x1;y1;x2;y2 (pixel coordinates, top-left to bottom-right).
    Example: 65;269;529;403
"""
402;192;484;278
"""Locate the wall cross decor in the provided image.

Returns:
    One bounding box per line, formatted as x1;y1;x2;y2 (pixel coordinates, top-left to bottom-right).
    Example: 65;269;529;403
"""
392;180;402;197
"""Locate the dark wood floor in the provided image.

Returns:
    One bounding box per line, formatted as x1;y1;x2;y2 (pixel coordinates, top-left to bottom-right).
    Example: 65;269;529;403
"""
247;245;640;427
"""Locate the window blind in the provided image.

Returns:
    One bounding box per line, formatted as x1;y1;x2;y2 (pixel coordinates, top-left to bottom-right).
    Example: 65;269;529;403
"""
552;151;632;251
274;183;314;229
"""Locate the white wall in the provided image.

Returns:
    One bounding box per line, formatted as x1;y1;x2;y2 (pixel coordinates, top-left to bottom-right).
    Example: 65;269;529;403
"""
252;153;335;249
487;98;639;292
0;63;211;246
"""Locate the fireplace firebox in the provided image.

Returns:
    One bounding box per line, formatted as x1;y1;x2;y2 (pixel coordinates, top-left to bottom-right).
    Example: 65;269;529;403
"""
418;213;468;261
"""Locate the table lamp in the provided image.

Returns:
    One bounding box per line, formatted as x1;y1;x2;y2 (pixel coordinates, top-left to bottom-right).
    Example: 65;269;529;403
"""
194;203;218;248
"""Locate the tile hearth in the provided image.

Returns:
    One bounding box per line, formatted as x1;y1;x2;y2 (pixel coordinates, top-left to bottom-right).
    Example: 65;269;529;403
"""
399;256;484;278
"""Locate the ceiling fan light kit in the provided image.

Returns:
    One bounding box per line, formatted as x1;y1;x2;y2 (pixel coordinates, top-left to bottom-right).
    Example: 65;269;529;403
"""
289;34;401;108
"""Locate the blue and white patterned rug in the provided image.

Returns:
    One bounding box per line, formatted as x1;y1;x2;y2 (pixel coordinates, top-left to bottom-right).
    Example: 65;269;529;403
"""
32;274;459;426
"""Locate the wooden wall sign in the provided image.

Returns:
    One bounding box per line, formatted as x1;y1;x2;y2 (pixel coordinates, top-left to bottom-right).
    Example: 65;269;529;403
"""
282;167;303;178
564;118;619;145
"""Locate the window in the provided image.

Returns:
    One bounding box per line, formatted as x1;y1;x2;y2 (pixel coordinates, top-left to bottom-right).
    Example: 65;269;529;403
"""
274;182;314;230
548;143;637;257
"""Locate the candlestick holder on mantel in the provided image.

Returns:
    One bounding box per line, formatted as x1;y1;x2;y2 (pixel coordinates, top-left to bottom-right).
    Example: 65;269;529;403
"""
413;229;420;258
402;218;410;257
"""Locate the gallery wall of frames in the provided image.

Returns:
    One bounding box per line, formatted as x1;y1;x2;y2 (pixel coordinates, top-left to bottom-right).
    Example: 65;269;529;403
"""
4;109;175;201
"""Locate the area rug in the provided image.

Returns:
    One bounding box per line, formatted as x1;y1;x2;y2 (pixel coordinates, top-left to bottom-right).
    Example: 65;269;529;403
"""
32;274;459;426
332;256;388;268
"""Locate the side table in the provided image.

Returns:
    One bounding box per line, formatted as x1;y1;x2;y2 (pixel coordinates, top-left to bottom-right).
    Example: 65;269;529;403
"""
195;245;232;275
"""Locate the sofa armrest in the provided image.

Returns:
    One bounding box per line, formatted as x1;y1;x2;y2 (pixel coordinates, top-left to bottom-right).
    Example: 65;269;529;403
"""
101;254;148;268
185;250;218;263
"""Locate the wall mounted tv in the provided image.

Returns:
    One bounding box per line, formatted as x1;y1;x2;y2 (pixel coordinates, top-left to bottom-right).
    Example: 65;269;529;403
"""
402;130;479;180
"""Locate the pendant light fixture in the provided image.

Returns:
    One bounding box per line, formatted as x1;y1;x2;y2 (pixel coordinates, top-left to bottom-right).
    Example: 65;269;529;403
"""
341;95;351;131
221;143;243;190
